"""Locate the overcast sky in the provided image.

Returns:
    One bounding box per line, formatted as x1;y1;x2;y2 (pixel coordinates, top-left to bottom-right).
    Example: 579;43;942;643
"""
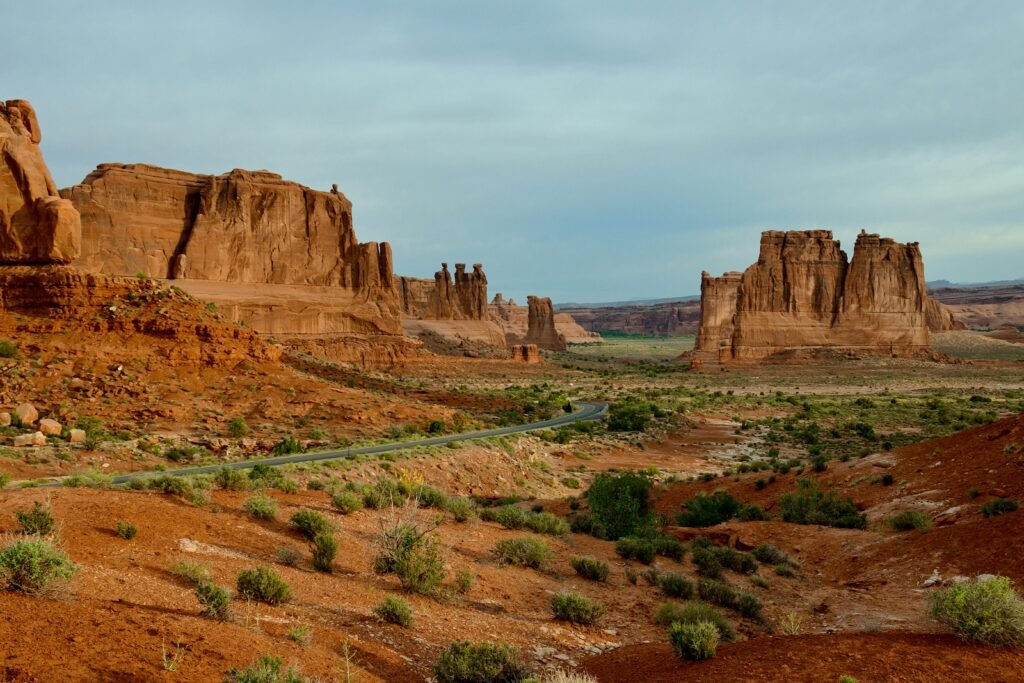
4;1;1022;302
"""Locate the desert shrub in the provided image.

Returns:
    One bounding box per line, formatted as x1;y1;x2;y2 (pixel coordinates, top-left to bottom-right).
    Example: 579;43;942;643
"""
286;625;312;646
146;475;208;506
228;417;249;438
659;572;695;599
214;466;250;491
697;578;738;609
413;484;449;510
615;536;656;564
454;569;474;594
236;566;292;605
433;641;531;683
551;592;605;625
195;581;232;621
606;398;658;432
481;505;529;529
774;563;798;578
248;463;285;489
735;592;764;620
889;510;933;532
115;521;138;540
330;491;363;515
225;655;311;683
0;473;8;489
561;476;581;489
289;509;333;540
275;546;301;567
15;501;55;535
668;620;718;661
444;496;476;522
692;542;756;578
778;479;867;529
691;546;723;579
641;567;662;586
653;535;685;561
0;537;78;594
736;503;770;521
374;521;446;594
525;512;569;536
0;340;19;358
585;472;654;539
982;498;1019;517
928;576;1024;646
170;561;210;586
374;594;413;627
570;556;609;582
492;537;552;570
271;437;302;456
653;600;735;641
752;544;788;565
624;567;639;584
244;493;279;521
676;490;740;528
310;533;337;573
569;512;606;539
540;672;598;683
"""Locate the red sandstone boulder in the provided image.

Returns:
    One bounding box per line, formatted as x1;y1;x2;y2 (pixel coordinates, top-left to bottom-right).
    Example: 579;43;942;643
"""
510;343;542;363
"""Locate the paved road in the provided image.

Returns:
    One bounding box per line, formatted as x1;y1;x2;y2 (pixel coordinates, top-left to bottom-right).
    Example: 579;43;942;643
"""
96;401;607;485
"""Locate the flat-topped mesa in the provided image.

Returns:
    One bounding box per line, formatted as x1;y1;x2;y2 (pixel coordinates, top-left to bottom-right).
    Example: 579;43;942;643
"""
62;163;407;360
0;100;81;263
694;229;955;364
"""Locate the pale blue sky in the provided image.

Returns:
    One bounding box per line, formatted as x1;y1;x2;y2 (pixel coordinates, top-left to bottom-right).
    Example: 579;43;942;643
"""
4;1;1022;302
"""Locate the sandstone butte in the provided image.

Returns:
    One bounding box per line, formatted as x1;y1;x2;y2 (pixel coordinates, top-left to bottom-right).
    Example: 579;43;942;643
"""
694;229;963;365
0;100;81;263
490;293;597;348
62;163;412;366
489;295;568;352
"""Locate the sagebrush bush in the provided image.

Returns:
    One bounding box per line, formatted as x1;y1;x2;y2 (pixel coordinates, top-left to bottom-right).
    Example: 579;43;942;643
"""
374;521;446;595
659;572;695;599
668;620;719;660
196;581;232;621
276;546;301;567
525;512;570;536
331;491;364;515
585;472;654;539
228;417;249;438
676;490;740;527
115;521;138;540
492;537;552;570
433;641;531;683
15;501;55;535
243;493;279;521
214;466;250;491
692;542;757;578
778;479;866;529
653;600;735;641
480;505;529;529
653;535;685;561
615;536;656;564
289;509;333;540
374;594;413;627
454;569;474;594
752;544;788;565
0;537;78;594
551;592;605;625
225;655;311;683
310;533;337;573
929;576;1024;646
169;561;210;586
444;496;476;522
889;510;933;532
982;498;1019;518
236;566;292;605
570;556;609;582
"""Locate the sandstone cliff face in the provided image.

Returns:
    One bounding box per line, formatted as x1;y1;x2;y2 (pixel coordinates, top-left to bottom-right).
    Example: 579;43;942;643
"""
398;262;488;321
510;344;541;363
0;100;81;263
524;296;567;351
925;297;967;332
490;293;589;347
696;230;945;364
63;163;407;365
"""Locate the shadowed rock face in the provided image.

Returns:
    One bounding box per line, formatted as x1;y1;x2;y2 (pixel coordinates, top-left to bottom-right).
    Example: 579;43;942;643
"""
0;100;81;263
510;343;541;363
695;230;956;364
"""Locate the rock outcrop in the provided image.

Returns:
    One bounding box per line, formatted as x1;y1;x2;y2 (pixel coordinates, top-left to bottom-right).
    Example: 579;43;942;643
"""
63;163;411;365
519;296;567;351
510;344;541;363
490;294;595;346
695;230;949;364
0;100;81;263
925;297;968;332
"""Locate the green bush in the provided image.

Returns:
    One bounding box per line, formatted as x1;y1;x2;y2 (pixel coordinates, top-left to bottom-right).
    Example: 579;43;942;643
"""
982;498;1019;517
659;572;695;599
444;496;476;522
692;543;757;577
570;556;609;582
551;592;605;625
271;437;302;456
668;620;718;660
0;340;19;358
736;503;770;521
374;594;413;627
0;537;78;594
585;472;654;539
481;505;529;529
752;544;788;565
454;569;474;594
289;509;333;540
310;533;337;573
778;479;867;529
225;655;312;683
244;493;279;521
929;576;1024;646
676;491;741;528
15;501;56;535
145;475;208;506
214;466;250;491
889;510;933;532
275;546;301;567
614;536;656;564
492;537;552;570
433;641;531;683
653;600;735;641
774;563;798;578
196;581;232;621
606;398;658;432
697;578;737;609
331;491;364;515
653;535;685;561
525;512;569;536
115;521;138;540
169;561;211;586
248;463;286;489
236;566;292;605
228;417;249;438
373;522;446;595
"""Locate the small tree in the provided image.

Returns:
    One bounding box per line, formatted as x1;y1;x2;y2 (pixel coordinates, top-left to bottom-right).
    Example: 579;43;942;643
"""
585;472;654;540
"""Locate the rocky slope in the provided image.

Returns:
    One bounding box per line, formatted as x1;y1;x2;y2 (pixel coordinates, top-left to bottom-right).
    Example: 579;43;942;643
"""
694;230;955;364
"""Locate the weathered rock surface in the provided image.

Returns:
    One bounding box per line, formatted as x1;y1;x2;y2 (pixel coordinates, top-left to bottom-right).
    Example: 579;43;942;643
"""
523;296;567;351
13;431;46;447
510;344;542;363
62;163;409;366
559;299;698;337
37;418;61;436
14;402;38;425
925;298;967;332
68;428;86;444
0;100;81;263
491;294;593;347
695;230;948;364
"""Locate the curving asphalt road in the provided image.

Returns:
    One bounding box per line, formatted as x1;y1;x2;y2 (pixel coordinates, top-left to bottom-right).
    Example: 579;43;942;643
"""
94;401;607;485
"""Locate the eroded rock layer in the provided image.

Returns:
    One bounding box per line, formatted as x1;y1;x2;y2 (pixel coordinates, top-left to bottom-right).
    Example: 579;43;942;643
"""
695;230;951;364
0;100;81;263
491;294;597;346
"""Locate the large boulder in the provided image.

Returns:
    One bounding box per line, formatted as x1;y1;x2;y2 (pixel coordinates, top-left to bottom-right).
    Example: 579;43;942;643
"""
0;100;81;263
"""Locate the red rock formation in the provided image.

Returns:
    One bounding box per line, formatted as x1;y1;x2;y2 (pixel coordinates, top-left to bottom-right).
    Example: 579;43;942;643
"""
63;163;410;365
490;293;593;346
925;298;967;332
524;296;567;351
398;262;488;321
695;230;944;364
0;100;80;263
510;344;541;363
